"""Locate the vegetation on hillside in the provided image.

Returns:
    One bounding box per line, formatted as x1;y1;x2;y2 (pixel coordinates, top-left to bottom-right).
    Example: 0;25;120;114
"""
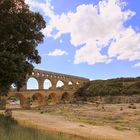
77;77;140;98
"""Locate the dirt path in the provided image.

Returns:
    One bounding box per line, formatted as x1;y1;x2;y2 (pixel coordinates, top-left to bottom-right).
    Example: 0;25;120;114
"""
12;111;140;140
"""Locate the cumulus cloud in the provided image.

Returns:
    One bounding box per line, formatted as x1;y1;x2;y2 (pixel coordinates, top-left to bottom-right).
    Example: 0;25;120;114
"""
108;27;140;61
48;49;68;56
25;0;140;66
74;41;110;64
133;62;140;67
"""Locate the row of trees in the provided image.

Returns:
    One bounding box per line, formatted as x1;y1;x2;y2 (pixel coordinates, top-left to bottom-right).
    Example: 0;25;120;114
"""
77;78;140;98
0;0;46;98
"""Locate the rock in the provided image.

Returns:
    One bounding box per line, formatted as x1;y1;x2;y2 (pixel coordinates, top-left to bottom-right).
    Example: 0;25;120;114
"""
4;109;12;117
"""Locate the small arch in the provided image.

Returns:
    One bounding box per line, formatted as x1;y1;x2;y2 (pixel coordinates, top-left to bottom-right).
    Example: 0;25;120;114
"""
76;81;80;85
10;84;17;91
56;80;64;88
68;81;73;85
68;81;74;89
43;79;52;89
27;77;39;90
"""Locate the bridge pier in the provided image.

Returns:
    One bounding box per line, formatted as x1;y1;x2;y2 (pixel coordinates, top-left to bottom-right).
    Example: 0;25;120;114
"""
38;78;44;90
20;84;27;91
0;96;6;109
43;96;49;106
22;98;31;109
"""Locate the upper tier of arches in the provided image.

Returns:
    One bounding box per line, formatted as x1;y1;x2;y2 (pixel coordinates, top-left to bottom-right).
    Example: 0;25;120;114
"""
21;69;89;91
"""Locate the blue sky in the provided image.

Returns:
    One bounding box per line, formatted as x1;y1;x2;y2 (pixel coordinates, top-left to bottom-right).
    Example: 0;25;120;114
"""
25;0;140;81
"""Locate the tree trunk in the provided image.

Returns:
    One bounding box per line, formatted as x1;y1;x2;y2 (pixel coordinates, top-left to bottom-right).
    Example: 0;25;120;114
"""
0;96;6;109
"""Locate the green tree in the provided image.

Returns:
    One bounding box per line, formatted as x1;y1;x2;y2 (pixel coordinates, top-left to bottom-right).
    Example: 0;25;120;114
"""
0;0;46;96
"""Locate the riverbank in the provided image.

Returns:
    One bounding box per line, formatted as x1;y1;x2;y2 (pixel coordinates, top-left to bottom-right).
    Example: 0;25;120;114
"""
0;113;85;140
11;107;140;140
1;103;140;140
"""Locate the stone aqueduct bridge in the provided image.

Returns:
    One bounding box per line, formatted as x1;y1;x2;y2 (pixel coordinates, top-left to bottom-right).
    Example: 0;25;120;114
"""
8;69;89;108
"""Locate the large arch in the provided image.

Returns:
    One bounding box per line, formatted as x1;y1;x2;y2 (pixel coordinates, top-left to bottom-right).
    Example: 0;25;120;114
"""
7;93;26;108
61;92;71;103
27;77;39;90
43;79;52;90
31;93;44;106
47;93;57;103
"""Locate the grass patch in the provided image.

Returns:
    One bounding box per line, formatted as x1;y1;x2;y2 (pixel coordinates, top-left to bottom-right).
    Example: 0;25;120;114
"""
138;127;140;133
114;126;130;131
0;113;89;140
78;118;103;126
0;113;118;140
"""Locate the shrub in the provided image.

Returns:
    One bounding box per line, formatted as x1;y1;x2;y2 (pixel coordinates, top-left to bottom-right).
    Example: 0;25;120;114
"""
120;107;123;111
128;105;132;109
132;106;136;109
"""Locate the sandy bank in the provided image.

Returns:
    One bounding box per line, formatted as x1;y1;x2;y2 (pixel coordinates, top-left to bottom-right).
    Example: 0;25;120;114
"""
12;111;140;140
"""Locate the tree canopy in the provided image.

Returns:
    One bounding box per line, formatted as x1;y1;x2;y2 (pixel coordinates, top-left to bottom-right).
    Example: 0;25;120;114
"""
0;0;46;95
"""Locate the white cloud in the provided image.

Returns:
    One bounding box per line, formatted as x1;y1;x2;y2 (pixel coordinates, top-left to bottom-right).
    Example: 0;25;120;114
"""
59;39;63;43
48;49;68;56
133;62;140;67
108;27;140;61
74;41;109;65
26;0;140;66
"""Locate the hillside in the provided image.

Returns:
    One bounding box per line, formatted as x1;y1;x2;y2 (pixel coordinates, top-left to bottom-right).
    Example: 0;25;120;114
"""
77;77;140;98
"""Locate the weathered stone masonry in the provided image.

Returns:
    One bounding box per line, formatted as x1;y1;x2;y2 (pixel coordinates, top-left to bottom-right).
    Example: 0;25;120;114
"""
6;69;89;109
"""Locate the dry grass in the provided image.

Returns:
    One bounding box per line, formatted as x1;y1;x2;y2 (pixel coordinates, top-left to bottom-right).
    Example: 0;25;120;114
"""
36;103;140;133
5;103;140;140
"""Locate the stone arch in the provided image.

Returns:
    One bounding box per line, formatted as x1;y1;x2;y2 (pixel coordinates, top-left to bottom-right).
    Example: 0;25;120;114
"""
61;92;71;102
27;77;39;90
31;93;44;106
68;81;74;89
76;81;80;85
43;78;52;89
75;81;82;88
73;92;78;98
56;80;64;89
68;81;73;85
10;84;17;91
7;93;26;108
48;93;57;103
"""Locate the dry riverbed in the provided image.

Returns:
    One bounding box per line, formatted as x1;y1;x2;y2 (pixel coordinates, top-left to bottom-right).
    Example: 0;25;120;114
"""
7;103;140;140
